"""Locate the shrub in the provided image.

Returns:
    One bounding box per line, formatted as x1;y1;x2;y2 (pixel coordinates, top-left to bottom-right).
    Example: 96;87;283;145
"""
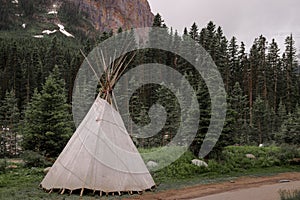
21;151;51;168
277;144;300;163
139;147;209;180
222;145;282;170
207;160;232;174
0;159;7;174
153;151;207;180
280;189;300;200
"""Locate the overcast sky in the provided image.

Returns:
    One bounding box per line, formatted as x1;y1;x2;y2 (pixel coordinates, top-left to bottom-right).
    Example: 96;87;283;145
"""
148;0;300;52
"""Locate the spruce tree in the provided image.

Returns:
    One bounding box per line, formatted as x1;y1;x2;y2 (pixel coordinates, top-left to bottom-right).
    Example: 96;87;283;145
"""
238;42;249;94
283;34;298;113
248;39;260;126
229;82;249;144
256;35;268;101
252;96;269;144
228;36;239;92
214;26;229;78
0;90;20;157
152;13;166;28
277;105;300;145
267;39;281;111
183;27;188;36
189;22;199;41
22;66;73;157
0;90;19;129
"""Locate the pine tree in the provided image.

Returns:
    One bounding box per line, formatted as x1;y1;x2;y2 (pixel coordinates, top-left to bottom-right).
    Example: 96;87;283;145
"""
277;105;300;145
189;22;199;41
248;40;260;126
22;66;74;157
190;79;210;155
267;39;281;111
0;0;13;30
252;96;269;144
183;27;188;36
0;90;20;157
152;13;166;28
0;90;20;129
256;35;268;101
282;34;298;113
199;21;217;59
238;42;249;94
228;36;239;92
229;82;249;144
214;26;229;82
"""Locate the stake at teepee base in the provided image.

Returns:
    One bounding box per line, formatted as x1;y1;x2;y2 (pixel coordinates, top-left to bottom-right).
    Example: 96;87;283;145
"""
60;188;65;195
80;188;84;197
40;49;155;196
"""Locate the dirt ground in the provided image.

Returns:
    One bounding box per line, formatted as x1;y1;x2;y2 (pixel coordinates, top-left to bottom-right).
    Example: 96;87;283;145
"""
125;172;300;200
195;181;300;200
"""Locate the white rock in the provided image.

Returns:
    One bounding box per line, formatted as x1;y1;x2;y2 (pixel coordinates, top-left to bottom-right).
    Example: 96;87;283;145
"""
146;161;158;168
191;159;208;167
245;154;256;159
279;180;291;183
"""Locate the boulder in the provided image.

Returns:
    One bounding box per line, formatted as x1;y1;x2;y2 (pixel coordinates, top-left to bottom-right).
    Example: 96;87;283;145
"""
279;180;291;183
146;161;158;168
6;165;18;169
245;154;256;159
191;159;208;167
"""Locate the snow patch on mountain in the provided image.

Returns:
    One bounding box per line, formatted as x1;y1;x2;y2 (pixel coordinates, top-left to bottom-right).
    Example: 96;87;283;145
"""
57;24;75;38
48;11;58;15
42;30;57;35
33;35;44;38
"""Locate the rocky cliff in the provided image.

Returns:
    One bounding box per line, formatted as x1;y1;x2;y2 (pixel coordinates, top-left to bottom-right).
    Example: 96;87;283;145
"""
72;0;154;32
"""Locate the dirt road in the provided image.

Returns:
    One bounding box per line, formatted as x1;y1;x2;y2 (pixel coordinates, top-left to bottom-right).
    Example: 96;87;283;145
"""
125;172;300;200
194;181;300;200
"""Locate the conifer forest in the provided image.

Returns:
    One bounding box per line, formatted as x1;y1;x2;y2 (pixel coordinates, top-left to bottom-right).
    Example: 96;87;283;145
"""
0;11;299;159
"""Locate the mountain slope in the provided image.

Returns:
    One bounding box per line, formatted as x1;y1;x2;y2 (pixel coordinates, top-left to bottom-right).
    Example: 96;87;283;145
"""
0;0;154;39
72;0;154;32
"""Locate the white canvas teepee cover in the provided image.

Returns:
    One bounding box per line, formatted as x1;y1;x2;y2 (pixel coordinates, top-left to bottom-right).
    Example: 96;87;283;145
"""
41;97;155;193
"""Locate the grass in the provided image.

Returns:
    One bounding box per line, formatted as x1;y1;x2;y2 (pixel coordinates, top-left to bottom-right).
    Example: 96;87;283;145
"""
0;145;299;199
0;164;299;199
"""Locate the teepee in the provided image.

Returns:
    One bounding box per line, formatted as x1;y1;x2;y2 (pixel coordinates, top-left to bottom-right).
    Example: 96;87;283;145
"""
40;50;155;196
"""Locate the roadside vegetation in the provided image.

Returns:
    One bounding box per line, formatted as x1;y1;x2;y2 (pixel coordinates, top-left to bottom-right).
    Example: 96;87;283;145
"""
280;190;300;200
0;145;299;199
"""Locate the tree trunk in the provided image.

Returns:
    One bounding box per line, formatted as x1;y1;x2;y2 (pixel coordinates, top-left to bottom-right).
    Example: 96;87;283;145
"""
249;65;253;126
